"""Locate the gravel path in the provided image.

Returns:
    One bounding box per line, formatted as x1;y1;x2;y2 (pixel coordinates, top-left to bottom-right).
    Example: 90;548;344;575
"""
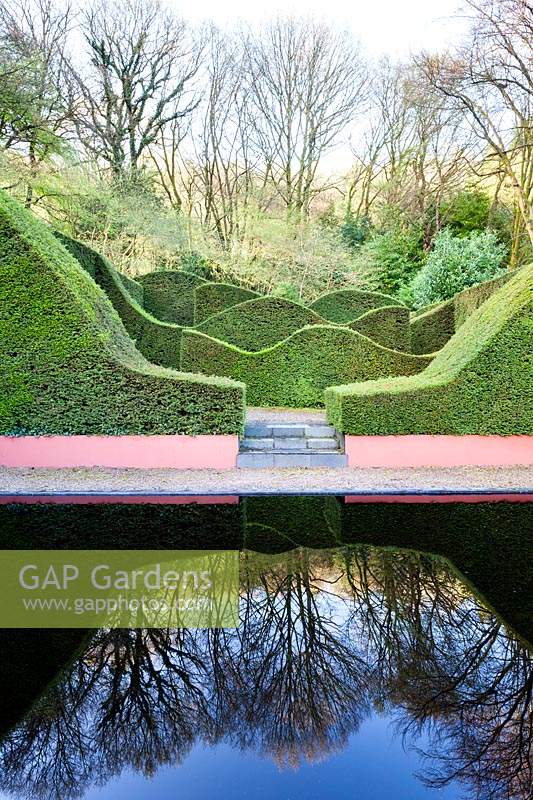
1;465;532;495
246;407;327;425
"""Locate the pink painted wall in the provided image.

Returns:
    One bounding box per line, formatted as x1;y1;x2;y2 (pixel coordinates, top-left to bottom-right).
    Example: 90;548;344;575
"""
344;493;533;504
345;435;533;468
0;435;239;469
0;494;238;505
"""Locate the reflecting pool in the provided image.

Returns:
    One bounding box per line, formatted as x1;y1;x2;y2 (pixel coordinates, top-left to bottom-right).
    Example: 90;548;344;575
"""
0;496;531;800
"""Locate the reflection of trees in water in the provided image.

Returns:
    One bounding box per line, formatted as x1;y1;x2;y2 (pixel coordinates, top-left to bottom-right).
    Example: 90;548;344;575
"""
0;546;531;800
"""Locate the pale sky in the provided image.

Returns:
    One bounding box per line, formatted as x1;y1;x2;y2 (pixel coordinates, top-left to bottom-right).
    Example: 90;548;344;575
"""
171;0;468;171
173;0;467;58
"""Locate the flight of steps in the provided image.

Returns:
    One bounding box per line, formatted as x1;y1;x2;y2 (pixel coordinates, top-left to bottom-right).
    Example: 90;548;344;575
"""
237;421;347;468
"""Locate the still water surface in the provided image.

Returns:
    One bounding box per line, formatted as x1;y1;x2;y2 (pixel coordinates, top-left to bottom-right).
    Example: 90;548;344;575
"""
0;496;531;800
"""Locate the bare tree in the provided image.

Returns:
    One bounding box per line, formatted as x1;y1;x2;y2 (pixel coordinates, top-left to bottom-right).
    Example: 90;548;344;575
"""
0;0;75;205
347;59;477;247
245;18;367;219
72;0;202;182
418;0;533;258
191;28;259;246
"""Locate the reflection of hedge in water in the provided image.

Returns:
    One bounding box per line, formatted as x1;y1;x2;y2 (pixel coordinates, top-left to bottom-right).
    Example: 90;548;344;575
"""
244;496;341;551
0;502;245;551
1;500;531;645
340;500;533;647
0;629;89;739
0;498;531;752
1;540;530;800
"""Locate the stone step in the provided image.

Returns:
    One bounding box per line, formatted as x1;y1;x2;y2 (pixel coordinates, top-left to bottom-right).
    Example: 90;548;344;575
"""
241;436;340;452
244;422;337;439
237;452;348;468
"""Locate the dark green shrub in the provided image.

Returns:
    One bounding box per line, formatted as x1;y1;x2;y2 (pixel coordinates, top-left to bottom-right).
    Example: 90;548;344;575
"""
194;282;260;323
181;325;430;408
194;297;327;351
56;233;184;369
361;225;425;294
178;251;215;279
0;189;244;435
440;189;491;236
193;297;411;353
310;288;403;324
138;270;206;325
410;300;455;354
350;306;411;351
340;213;371;249
326;264;533;434
411;229;507;308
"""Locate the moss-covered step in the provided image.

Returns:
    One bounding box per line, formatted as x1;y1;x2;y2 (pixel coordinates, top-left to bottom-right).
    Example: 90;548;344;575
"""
181;324;430;408
0;189;244;436
194;281;260;324
326;264;533;434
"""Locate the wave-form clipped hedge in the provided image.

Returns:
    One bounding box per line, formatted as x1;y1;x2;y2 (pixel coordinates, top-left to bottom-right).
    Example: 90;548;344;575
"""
194;282;260;324
410;300;455;354
193;296;411;352
410;272;514;354
454;272;512;327
350;306;410;351
0;190;244;435
326;264;533;434
138;270;206;325
310;288;403;323
181;325;430;407
194;297;328;351
119;273;144;305
56;233;183;369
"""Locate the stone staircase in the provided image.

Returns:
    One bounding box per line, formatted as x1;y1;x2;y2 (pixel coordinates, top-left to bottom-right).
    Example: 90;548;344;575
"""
237;421;347;468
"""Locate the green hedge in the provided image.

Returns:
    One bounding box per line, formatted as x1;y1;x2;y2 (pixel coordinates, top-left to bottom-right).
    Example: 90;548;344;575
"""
454;271;513;327
410;273;515;355
325;264;533;434
181;325;430;407
350;305;410;351
56;233;184;369
310;288;403;323
410;299;455;354
194;297;328;350
193;297;411;352
194;282;260;323
119;273;144;305
138;270;206;325
0;190;245;435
